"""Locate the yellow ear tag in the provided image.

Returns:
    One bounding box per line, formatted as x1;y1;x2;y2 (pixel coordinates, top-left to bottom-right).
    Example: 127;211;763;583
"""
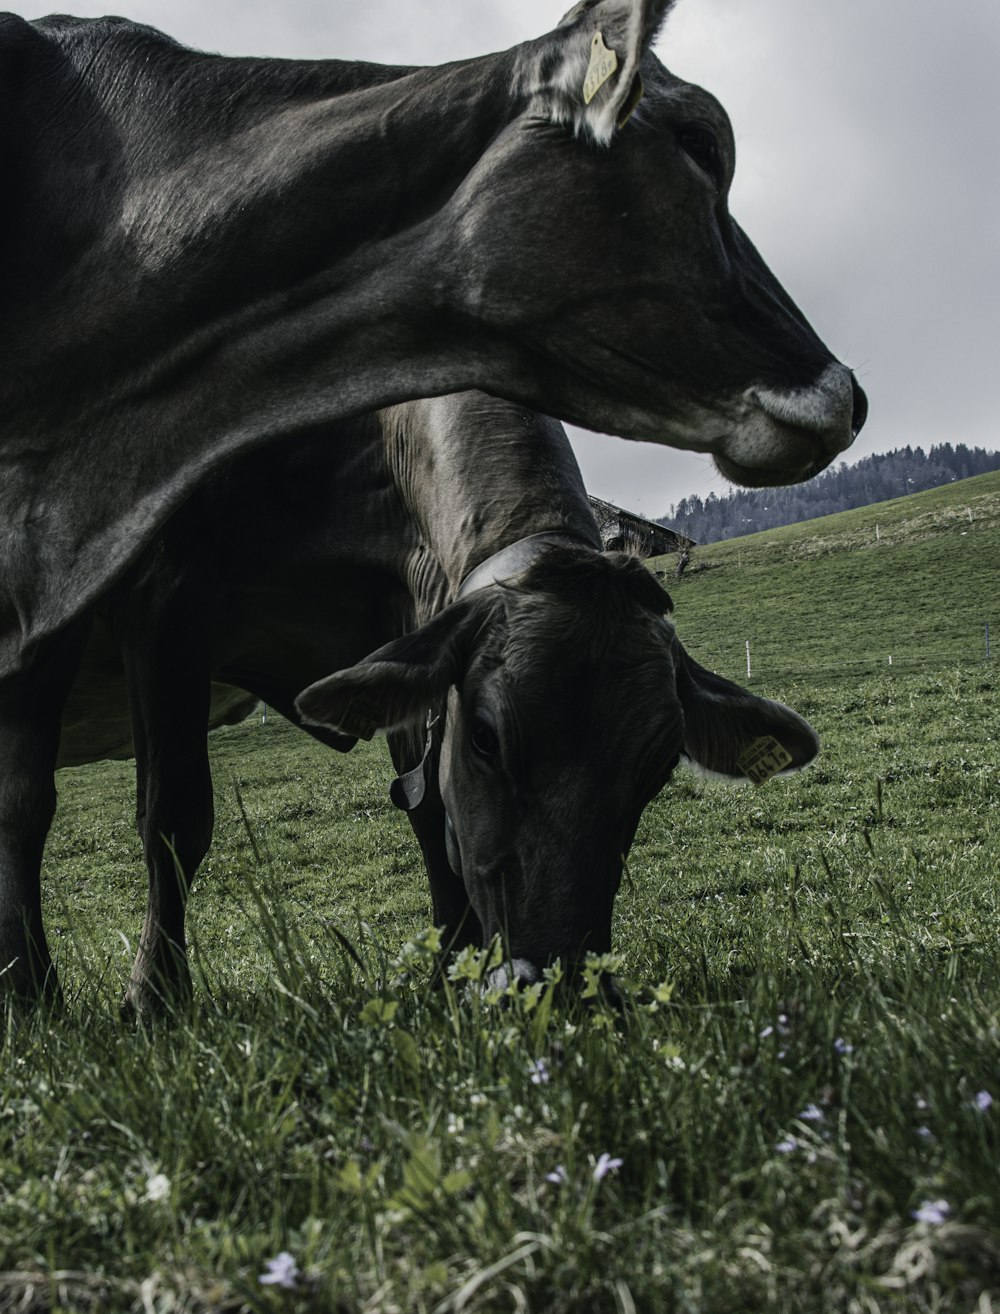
736;736;794;785
583;31;618;105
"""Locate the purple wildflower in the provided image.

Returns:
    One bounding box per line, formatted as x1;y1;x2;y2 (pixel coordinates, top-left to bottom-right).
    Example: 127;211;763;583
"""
528;1058;550;1086
545;1165;568;1186
973;1090;993;1112
593;1153;623;1182
912;1199;950;1226
798;1103;824;1122
833;1037;854;1056
259;1252;299;1289
775;1136;799;1154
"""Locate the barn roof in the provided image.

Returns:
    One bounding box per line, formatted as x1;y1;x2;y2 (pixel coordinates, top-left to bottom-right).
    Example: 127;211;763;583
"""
588;496;696;559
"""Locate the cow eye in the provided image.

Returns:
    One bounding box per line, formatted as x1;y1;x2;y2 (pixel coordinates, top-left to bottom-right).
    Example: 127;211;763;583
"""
676;123;722;187
470;716;500;759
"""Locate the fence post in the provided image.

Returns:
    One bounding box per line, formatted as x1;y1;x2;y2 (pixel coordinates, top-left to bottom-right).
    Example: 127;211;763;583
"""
746;640;751;679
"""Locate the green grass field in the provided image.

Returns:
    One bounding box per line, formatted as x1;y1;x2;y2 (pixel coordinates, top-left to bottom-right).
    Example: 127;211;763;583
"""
669;468;1000;685
3;474;999;1312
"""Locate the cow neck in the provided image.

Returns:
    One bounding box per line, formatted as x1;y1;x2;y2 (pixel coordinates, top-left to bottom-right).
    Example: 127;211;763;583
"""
457;532;594;599
384;394;601;614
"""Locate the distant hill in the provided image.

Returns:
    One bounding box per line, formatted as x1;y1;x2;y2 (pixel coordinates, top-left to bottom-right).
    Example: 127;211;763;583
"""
659;443;1000;544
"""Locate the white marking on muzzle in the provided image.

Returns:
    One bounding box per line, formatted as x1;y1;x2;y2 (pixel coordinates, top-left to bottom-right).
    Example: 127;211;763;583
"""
752;362;855;455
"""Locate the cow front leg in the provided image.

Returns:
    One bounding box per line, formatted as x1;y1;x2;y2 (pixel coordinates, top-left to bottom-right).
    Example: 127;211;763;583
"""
121;634;214;1017
0;620;90;1006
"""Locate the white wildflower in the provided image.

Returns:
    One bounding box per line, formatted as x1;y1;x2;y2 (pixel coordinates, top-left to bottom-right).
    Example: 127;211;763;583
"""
144;1172;171;1203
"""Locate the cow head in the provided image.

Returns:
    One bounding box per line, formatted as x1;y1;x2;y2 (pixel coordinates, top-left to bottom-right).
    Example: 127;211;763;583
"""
296;545;818;985
437;0;867;487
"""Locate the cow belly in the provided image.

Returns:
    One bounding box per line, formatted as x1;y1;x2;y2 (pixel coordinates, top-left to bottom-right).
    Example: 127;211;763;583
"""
58;637;260;770
58;666;135;767
206;684;260;732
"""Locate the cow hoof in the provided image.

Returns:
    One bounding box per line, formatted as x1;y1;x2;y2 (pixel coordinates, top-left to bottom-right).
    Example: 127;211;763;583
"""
0;959;63;1016
1;986;64;1025
121;976;194;1025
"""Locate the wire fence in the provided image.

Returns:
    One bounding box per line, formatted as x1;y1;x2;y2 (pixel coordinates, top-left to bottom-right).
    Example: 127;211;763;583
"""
694;626;994;689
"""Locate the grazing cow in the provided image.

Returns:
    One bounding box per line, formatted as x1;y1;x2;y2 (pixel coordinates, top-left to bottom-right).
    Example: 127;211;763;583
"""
58;394;818;1011
1;0;865;999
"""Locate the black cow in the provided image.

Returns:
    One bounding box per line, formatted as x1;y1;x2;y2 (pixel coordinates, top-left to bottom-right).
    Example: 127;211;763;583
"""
57;394;818;1011
1;0;863;999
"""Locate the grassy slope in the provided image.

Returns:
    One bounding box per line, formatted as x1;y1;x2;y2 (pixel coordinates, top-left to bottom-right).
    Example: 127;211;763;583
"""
3;475;999;1312
660;468;1000;683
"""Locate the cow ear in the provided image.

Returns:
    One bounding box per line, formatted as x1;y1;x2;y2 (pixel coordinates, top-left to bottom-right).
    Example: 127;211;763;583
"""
534;0;677;145
294;595;494;740
674;643;819;780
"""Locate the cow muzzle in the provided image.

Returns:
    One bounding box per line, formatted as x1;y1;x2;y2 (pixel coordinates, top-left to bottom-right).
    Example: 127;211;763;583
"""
717;362;867;487
487;958;541;991
486;958;625;1008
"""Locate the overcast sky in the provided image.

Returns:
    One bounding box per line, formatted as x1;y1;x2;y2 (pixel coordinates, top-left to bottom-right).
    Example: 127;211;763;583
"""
14;0;1000;518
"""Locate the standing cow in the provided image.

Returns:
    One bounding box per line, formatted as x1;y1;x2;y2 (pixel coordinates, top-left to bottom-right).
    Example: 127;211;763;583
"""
56;394;819;1011
1;0;864;1000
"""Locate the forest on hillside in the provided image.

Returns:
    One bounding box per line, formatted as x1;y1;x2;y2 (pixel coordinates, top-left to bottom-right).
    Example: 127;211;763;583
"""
658;443;1000;544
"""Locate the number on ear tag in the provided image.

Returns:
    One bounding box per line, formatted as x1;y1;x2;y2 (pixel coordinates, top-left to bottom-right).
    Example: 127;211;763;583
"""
583;32;618;105
736;736;794;785
337;695;382;741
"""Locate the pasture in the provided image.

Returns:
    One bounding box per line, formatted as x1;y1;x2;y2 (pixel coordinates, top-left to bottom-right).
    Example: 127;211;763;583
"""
4;475;999;1312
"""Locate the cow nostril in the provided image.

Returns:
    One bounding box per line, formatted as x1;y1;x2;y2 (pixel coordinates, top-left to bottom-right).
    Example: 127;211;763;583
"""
850;374;868;438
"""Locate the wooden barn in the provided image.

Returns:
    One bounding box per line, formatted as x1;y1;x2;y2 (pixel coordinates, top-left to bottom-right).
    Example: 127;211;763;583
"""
588;496;696;559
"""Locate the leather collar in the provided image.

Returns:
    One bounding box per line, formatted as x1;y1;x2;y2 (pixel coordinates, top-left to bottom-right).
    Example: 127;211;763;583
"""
457;531;593;599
